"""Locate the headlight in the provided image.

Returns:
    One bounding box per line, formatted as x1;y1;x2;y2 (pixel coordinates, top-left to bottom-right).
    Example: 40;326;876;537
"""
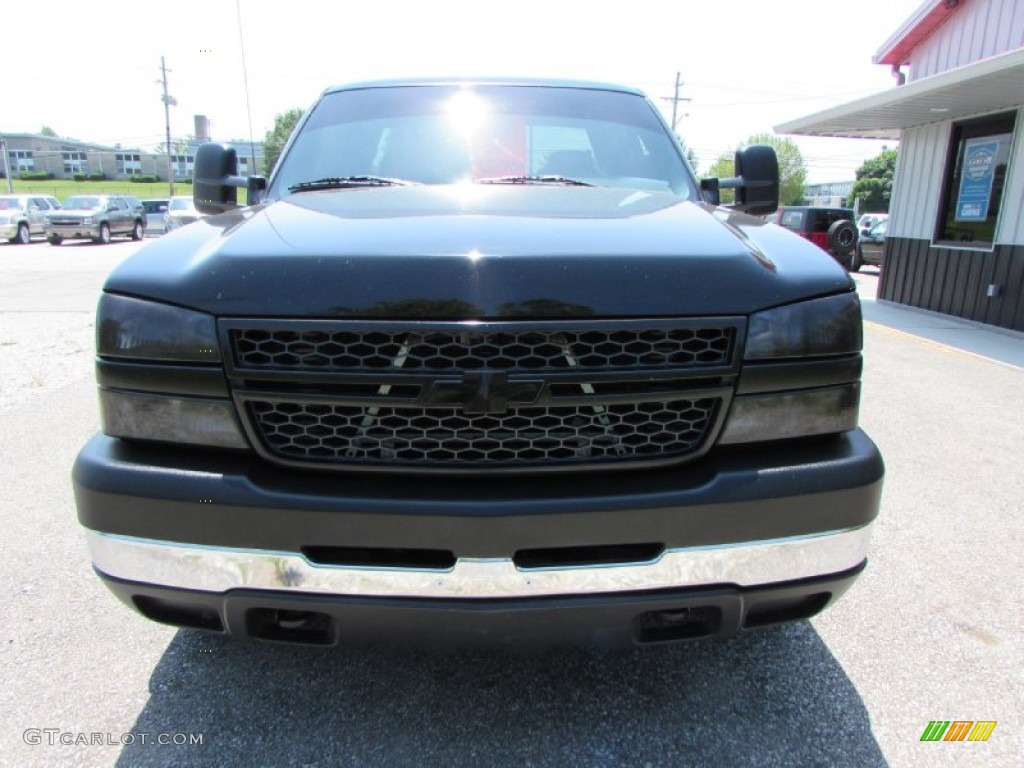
96;294;245;448
745;293;861;360
97;294;221;362
83;217;93;225
720;292;862;445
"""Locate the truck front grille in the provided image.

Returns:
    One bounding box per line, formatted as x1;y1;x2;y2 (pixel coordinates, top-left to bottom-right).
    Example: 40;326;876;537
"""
223;319;743;472
232;326;733;371
247;398;720;467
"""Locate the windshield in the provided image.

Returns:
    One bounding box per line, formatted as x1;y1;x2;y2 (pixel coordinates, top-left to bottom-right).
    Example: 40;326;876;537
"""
0;198;25;210
271;85;695;197
168;197;195;211
64;196;103;210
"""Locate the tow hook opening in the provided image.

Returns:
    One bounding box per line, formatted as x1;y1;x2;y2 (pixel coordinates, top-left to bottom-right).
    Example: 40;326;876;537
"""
635;606;721;643
246;608;335;645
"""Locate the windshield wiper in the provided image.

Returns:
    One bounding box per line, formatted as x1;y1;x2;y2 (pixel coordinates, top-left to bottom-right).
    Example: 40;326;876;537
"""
288;176;416;192
476;175;594;187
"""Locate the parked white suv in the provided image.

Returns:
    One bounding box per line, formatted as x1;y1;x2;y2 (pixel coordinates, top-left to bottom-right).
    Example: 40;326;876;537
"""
0;194;62;244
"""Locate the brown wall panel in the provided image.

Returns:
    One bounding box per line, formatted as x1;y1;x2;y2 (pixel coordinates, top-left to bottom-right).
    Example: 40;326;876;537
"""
883;238;1024;331
999;245;1024;330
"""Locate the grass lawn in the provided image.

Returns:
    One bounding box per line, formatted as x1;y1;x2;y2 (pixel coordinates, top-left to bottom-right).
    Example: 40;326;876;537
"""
3;178;190;200
2;178;249;205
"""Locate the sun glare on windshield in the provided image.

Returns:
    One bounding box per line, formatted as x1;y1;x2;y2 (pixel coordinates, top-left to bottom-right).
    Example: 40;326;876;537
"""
445;91;489;138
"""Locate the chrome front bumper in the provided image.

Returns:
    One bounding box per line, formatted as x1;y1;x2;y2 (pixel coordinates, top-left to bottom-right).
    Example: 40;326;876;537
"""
87;524;873;599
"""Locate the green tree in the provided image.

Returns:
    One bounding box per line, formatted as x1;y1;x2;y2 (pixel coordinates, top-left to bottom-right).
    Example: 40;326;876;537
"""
704;134;807;207
263;108;304;175
746;133;807;206
850;146;897;212
706;152;736;204
40;125;58;137
678;140;699;174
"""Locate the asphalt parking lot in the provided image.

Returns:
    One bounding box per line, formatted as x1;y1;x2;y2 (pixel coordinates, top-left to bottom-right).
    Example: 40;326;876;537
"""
0;239;1021;767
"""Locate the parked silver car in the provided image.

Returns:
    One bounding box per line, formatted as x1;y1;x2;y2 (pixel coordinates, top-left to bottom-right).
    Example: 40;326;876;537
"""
141;199;169;235
46;194;145;245
855;219;888;270
163;195;207;232
0;194;62;244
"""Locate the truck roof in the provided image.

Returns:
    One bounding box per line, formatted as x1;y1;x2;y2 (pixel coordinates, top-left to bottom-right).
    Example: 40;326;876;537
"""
322;77;645;97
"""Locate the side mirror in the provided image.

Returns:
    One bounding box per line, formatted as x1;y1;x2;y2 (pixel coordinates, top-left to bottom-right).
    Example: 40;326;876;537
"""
194;143;267;214
716;145;779;216
699;178;720;206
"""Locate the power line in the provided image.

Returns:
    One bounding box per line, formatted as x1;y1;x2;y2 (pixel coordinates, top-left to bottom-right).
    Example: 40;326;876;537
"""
159;57;176;197
659;72;692;134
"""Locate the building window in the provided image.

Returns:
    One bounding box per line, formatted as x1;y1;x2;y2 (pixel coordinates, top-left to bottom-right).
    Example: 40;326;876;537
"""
935;112;1016;247
171;154;194;178
9;150;34;172
116;153;142;175
63;151;88;174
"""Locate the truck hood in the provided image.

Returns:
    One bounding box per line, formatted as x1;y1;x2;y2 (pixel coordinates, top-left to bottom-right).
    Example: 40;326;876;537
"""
105;185;852;318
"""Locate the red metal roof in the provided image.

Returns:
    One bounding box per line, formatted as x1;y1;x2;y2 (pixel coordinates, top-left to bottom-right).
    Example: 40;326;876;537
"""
874;0;964;66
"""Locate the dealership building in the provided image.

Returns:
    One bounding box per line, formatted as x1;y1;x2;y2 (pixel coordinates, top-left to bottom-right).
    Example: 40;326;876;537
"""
778;0;1024;332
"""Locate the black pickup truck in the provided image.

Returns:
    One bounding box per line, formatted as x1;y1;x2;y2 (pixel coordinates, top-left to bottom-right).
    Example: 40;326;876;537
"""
73;79;883;647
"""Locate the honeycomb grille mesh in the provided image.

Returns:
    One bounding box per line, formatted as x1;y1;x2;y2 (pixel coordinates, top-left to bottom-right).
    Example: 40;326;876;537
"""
248;399;719;467
232;327;733;371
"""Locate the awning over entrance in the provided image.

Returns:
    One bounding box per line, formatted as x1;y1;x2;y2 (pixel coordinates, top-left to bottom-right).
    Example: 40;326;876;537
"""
775;48;1024;140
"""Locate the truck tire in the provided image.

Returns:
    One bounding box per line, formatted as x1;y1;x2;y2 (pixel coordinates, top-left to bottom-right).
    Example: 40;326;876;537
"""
131;221;144;241
827;220;857;269
12;223;30;244
849;246;863;273
94;223;111;245
48;235;63;245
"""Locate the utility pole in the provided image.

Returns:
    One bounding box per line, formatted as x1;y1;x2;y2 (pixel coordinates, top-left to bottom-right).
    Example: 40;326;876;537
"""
660;71;692;136
0;135;12;193
159;56;177;197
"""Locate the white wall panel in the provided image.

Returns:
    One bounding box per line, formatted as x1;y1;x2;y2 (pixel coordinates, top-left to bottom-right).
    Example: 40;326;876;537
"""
909;0;1024;80
997;108;1024;243
890;112;1024;245
889;122;950;241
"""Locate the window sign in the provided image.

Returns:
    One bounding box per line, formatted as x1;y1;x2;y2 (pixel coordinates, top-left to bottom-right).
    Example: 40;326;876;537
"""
955;138;998;222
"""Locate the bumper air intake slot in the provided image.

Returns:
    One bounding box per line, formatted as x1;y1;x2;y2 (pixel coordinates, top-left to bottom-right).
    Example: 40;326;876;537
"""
302;546;456;570
513;542;664;569
132;595;224;632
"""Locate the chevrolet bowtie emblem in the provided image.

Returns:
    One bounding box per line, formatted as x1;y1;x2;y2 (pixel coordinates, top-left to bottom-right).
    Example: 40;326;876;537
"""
429;371;544;414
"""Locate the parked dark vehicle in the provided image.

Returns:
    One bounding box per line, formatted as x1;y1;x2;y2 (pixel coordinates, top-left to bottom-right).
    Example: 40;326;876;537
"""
46;194;145;245
73;79;883;648
856;219;888;270
776;206;859;270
